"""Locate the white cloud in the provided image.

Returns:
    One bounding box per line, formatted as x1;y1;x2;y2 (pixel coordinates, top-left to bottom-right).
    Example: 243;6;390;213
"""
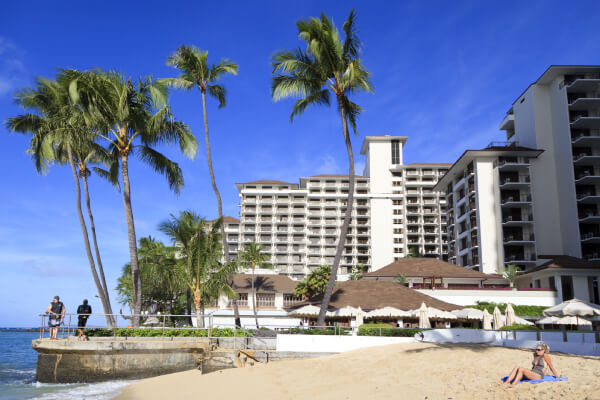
0;37;25;97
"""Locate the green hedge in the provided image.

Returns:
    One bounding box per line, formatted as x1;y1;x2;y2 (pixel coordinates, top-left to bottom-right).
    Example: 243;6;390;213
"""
278;327;350;336
468;302;547;317
499;323;539;331
84;327;251;337
358;326;425;337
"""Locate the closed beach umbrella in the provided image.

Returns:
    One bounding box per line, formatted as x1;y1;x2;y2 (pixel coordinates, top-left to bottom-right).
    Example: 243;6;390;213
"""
418;302;431;329
493;306;504;329
482;309;492;329
355;307;364;326
505;303;516;326
543;298;600;318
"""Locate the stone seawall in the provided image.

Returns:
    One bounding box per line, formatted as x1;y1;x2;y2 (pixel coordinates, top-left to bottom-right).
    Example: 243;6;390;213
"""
32;338;210;383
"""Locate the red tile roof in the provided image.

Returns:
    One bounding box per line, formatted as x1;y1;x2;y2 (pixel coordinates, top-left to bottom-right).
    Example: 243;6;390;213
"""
364;258;495;279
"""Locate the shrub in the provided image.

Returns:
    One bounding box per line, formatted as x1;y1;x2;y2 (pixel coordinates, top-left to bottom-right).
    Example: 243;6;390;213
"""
278;327;350;335
358;326;425;337
468;302;547;317
84;327;251;337
499;323;539;331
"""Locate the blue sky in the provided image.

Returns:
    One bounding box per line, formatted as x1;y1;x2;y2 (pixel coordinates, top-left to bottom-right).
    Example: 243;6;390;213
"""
2;0;600;327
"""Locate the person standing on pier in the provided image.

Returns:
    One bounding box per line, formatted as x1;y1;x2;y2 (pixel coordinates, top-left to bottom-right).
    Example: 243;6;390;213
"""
45;296;65;339
77;299;92;341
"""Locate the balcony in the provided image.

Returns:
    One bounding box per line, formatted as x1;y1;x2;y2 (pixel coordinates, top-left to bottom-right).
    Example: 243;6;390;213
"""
504;253;536;264
581;232;600;243
499;176;531;189
503;234;536;245
496;159;530;171
566;76;600;92
576;192;600;203
570;116;600;130
568;95;600;111
579;211;600;223
502;214;534;226
501;195;532;207
573;152;600;166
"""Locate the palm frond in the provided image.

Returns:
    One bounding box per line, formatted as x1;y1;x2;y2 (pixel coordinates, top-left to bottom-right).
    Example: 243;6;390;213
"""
136;145;184;194
290;89;330;121
207;84;227;108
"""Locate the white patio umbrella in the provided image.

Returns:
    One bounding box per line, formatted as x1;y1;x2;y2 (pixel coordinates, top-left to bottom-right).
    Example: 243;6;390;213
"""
514;316;534;326
555;315;592;327
543;298;600;318
493;306;504;329
288;305;320;316
505;303;516;326
482;309;492;329
366;307;412;319
329;306;361;317
418;302;431;329
425;307;457;320
451;308;484;320
536;316;560;325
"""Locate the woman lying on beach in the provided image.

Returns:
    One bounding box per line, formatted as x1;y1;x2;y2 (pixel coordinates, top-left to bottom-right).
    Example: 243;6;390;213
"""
503;344;560;386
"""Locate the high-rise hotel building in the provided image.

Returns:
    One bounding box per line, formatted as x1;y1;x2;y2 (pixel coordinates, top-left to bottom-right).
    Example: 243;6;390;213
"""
233;135;450;280
435;66;600;273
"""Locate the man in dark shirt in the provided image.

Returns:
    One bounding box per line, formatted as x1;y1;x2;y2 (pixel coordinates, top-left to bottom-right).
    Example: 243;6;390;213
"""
45;296;65;339
77;299;92;341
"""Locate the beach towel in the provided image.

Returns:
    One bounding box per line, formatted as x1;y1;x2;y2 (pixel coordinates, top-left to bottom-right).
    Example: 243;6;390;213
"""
502;375;568;384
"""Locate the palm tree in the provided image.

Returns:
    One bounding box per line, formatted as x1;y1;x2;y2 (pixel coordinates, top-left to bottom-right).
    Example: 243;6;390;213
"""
271;10;373;327
66;69;198;326
159;212;238;328
6;77;117;327
502;264;521;288
239;242;272;328
164;46;240;327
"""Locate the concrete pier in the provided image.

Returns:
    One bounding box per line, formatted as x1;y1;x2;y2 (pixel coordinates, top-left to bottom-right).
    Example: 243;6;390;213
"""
32;338;210;383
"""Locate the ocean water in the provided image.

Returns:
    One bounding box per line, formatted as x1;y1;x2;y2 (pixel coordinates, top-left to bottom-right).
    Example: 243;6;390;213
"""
0;331;132;400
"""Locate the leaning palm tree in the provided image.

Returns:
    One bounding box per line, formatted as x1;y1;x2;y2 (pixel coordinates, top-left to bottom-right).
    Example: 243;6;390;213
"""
271;10;373;326
239;242;272;328
66;69;198;326
6;77;116;327
160;212;238;328
164;46;241;327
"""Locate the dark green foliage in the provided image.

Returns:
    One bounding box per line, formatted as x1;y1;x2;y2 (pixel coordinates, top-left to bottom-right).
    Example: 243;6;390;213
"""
279;327;350;336
358;324;426;337
84;327;251;337
294;265;331;298
468;302;548;317
499;323;539;331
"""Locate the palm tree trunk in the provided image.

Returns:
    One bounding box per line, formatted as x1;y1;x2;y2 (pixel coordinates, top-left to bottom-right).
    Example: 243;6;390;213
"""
186;289;193;326
316;102;355;327
120;153;142;327
66;145;114;328
194;289;204;329
81;172;115;328
201;89;241;327
251;265;259;328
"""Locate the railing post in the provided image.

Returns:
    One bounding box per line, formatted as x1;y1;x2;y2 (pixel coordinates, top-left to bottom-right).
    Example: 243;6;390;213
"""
40;315;44;339
162;315;166;337
68;315;72;339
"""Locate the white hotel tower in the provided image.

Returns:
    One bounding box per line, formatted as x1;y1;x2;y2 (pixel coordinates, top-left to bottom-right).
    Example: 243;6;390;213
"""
234;135;449;280
435;66;600;273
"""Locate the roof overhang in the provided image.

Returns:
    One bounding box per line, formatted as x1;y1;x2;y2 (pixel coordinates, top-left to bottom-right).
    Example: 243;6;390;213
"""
360;135;408;154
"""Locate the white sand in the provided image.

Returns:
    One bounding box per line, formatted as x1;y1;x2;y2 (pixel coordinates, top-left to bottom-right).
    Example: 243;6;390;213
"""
115;342;600;400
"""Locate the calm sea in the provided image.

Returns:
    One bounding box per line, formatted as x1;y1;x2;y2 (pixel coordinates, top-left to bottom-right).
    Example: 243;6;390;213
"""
0;330;132;400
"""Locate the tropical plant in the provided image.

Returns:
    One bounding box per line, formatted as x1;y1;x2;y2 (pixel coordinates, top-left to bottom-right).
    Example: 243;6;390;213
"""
406;247;422;258
502;264;521;288
395;273;408;285
349;264;367;280
116;236;185;310
66;69;198;326
6;76;116;327
159;212;238;328
239;242;272;328
271;10;373;327
164;45;240;326
294;265;331;299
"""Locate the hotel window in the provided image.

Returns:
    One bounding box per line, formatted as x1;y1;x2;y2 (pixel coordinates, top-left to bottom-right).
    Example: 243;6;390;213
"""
391;140;401;164
393;219;402;224
393;209;402;215
230;293;248;307
393;200;402;205
256;293;275;307
393;228;403;234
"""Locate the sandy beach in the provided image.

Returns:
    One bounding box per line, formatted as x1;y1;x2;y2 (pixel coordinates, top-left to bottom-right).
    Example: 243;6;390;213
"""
115;342;600;400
